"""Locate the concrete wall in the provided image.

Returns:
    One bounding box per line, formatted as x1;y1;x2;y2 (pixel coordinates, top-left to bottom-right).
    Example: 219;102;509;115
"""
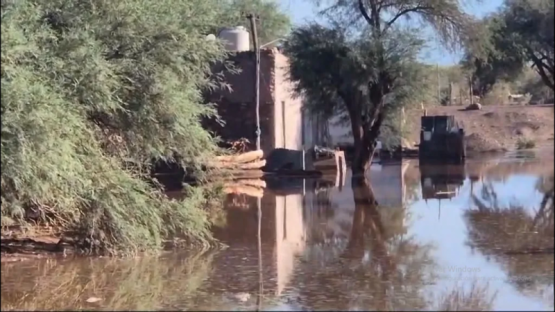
274;52;303;150
205;49;304;155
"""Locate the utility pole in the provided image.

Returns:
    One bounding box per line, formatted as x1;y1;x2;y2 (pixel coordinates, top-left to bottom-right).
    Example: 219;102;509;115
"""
437;63;441;105
246;15;262;311
246;13;261;151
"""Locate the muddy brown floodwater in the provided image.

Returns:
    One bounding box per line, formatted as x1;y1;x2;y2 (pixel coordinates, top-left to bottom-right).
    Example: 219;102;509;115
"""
2;152;554;311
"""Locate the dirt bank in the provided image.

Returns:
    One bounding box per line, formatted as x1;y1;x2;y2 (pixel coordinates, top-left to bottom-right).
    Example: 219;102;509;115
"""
1;232;67;263
405;104;554;154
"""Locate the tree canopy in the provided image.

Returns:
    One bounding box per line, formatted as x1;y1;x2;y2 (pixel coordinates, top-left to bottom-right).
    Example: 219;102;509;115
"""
461;13;525;96
463;0;554;95
316;0;475;48
285;0;474;173
284;25;435;149
502;0;554;91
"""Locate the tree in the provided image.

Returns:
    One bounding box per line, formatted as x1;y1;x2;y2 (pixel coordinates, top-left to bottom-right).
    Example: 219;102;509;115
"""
286;0;473;174
1;0;236;255
464;0;554;95
283;25;437;174
461;14;526;97
502;0;554;92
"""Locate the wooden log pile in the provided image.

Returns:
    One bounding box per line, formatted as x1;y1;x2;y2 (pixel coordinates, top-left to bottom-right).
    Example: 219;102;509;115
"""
204;149;267;199
206;150;266;171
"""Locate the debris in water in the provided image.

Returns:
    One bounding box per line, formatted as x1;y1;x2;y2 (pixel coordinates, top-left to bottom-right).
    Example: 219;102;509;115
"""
86;297;102;303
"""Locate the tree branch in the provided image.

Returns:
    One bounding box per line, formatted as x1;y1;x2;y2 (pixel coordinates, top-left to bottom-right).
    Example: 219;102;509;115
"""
383;5;432;33
530;50;555;91
358;0;374;27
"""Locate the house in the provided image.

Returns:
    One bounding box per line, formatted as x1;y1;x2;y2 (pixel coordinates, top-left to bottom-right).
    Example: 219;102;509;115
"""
204;48;304;156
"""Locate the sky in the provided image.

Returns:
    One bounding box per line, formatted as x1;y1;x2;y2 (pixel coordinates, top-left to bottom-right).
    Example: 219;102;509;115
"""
278;0;504;65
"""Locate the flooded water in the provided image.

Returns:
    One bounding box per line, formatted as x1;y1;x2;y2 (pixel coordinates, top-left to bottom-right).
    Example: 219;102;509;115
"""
2;154;554;311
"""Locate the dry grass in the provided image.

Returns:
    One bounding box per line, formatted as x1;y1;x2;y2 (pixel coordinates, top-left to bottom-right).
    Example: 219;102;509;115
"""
516;137;537;150
433;281;497;311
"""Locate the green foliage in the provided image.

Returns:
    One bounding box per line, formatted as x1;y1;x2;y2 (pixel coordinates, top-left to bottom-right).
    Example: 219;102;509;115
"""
502;0;554;91
287;0;475;172
464;0;554;94
215;0;291;45
462;13;526;96
511;67;554;103
1;0;234;255
283;24;434;149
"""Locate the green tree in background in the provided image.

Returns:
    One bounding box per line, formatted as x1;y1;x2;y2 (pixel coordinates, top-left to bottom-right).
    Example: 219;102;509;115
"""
464;0;554;98
501;0;554;92
286;0;474;174
461;14;525;97
283;25;435;152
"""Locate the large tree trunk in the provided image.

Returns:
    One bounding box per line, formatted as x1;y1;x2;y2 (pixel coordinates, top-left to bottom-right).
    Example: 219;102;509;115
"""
350;111;385;175
344;175;394;309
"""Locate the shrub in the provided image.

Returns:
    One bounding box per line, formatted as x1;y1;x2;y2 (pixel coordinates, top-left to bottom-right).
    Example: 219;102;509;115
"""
1;0;228;255
516;138;536;150
481;82;511;105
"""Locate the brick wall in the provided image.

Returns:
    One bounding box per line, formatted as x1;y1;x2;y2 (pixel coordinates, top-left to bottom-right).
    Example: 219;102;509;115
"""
204;49;304;155
205;50;276;154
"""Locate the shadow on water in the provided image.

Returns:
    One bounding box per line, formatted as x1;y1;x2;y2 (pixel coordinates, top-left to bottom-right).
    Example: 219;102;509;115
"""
1;155;553;311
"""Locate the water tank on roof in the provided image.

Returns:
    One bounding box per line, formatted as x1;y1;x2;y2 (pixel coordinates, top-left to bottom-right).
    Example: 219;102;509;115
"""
218;26;250;52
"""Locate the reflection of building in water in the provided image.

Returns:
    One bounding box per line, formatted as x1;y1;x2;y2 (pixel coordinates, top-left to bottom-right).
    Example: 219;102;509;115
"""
210;185;310;298
207;164;409;299
419;164;465;200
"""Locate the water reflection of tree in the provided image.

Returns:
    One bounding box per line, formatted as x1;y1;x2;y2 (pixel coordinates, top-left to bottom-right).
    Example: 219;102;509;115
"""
305;187;343;245
0;250;220;310
290;176;437;310
432;281;497;311
465;174;554;306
